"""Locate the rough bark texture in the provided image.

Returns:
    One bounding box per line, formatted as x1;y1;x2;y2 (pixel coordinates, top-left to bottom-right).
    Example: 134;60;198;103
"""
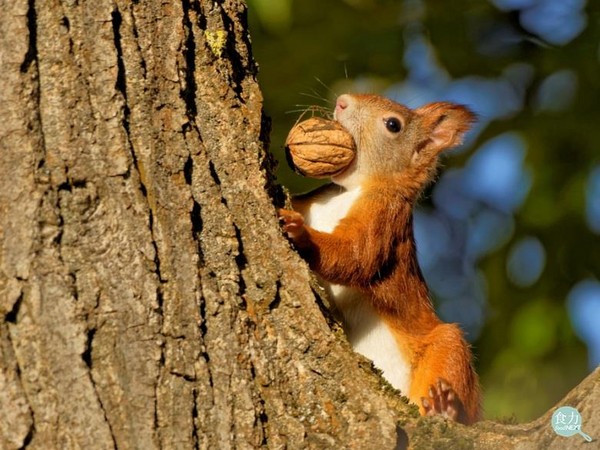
0;0;597;449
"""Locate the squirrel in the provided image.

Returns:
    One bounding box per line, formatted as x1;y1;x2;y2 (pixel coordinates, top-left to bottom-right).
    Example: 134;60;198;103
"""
279;93;481;424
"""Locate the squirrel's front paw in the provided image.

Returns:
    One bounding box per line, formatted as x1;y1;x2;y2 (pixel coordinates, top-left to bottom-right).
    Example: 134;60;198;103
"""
278;209;306;241
421;378;465;423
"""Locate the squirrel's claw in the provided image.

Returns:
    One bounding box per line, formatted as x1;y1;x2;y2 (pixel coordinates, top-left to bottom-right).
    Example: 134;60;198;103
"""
421;378;463;422
278;209;306;240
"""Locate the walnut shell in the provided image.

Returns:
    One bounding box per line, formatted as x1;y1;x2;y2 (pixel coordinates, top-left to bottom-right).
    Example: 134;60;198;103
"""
285;117;356;178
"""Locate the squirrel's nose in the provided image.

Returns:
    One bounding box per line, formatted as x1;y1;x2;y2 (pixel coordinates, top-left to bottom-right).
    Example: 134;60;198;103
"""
335;94;352;119
336;94;350;111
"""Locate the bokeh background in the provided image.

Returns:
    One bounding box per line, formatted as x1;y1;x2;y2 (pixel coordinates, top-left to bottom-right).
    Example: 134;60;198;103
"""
247;0;600;422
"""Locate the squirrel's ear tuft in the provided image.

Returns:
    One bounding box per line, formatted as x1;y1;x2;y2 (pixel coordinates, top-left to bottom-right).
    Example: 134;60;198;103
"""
415;102;476;154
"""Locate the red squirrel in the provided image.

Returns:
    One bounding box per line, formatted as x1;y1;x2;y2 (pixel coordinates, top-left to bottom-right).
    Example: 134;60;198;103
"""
279;93;481;424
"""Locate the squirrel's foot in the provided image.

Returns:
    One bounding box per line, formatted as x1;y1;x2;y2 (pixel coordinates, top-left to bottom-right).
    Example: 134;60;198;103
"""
421;378;464;422
278;209;306;240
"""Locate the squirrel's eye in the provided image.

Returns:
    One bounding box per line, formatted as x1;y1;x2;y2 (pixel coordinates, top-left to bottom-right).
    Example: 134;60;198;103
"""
384;117;402;133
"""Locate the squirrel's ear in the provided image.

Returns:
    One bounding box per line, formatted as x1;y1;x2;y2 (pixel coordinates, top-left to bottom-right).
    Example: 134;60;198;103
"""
415;102;476;154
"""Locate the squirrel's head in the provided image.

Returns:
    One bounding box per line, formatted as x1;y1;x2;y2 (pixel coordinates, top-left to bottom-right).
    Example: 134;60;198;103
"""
333;93;476;191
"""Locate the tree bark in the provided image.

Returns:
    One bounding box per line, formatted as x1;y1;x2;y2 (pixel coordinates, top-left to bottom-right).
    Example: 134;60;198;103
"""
0;1;597;449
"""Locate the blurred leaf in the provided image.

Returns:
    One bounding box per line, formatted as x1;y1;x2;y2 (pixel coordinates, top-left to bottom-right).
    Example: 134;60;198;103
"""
248;0;293;35
509;299;558;358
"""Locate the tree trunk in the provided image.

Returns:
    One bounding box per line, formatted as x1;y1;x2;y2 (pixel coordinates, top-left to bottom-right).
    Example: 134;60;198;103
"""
0;1;597;449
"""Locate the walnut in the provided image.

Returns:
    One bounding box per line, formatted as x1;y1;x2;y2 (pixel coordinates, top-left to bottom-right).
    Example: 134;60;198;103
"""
285;117;356;178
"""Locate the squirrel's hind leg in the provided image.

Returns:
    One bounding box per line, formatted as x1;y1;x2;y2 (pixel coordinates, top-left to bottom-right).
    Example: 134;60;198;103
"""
408;323;481;424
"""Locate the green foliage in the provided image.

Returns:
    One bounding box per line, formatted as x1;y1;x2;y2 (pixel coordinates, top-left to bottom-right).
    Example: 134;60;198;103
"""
248;0;599;422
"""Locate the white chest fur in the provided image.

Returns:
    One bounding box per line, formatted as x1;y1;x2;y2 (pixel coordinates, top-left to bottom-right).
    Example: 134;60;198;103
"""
304;185;362;233
304;185;412;395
